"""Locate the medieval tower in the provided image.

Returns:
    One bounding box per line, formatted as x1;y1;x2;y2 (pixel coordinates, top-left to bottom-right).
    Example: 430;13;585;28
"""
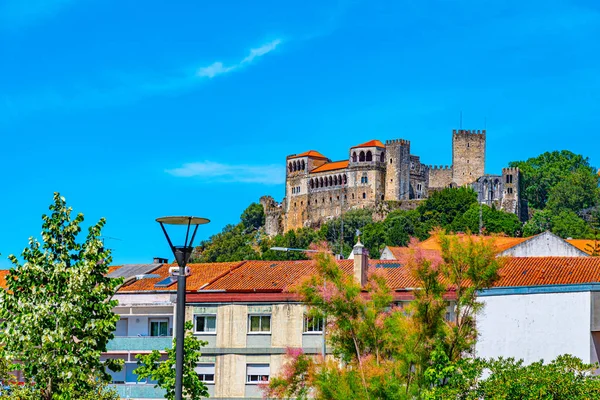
451;129;486;187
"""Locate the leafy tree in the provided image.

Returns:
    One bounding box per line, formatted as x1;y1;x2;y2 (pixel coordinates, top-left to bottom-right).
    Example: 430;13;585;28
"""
0;193;123;400
522;209;553;237
264;233;501;399
550;210;591;239
384;209;429;247
546;168;600;214
135;321;209;400
417;187;478;231
425;354;600;399
452;203;522;236
193;224;260;262
240;202;265;231
510;150;598;210
319;208;374;257
260;228;318;260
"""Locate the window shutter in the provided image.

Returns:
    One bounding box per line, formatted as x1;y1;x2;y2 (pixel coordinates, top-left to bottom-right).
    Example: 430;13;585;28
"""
247;364;269;375
195;364;215;375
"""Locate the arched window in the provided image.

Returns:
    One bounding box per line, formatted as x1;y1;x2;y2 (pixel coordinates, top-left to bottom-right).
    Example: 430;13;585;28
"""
381;194;384;200
362;192;366;199
380;152;385;162
293;161;297;172
320;177;324;187
390;158;393;164
352;193;355;199
292;187;295;194
338;175;342;185
329;176;333;186
334;175;338;185
352;152;357;162
343;175;347;184
324;177;328;187
366;151;372;162
301;160;306;170
359;151;365;162
310;179;314;189
288;162;293;172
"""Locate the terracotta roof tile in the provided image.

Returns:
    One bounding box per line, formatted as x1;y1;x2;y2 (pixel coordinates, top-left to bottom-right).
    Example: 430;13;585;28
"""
496;257;600;287
117;262;243;292
310;160;349;173
289;150;328;160
352;140;385;149
416;235;529;253
566;239;600;255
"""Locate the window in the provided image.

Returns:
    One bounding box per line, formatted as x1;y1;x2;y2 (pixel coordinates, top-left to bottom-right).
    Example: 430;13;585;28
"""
352;152;357;162
366;151;373;162
362;192;366;199
194;315;216;333
292;187;295;194
506;175;513;184
361;175;368;184
417;183;422;191
247;364;270;383
304;316;325;333
149;319;168;337
248;315;271;333
507;187;513;194
288;163;292;172
390;158;393;164
359;151;365;162
380;152;385;162
196;364;215;383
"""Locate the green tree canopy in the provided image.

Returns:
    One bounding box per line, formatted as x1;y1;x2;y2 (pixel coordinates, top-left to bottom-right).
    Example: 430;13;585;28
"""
240;202;265;231
509;150;599;210
452;204;522;236
0;193;123;399
417;187;478;231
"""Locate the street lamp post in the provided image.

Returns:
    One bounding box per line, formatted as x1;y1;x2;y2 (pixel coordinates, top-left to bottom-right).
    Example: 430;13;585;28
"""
156;216;210;400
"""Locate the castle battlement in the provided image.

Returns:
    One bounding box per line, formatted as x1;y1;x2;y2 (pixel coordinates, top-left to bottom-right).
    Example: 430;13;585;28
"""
385;139;410;146
452;129;486;136
502;167;519;173
428;165;451;171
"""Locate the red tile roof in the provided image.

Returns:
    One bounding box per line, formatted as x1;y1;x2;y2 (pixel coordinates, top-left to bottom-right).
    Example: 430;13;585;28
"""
352;140;385;149
117;262;244;292
497;257;600;287
416;235;529;254
288;150;328;160
566;239;600;256
310;160;349;173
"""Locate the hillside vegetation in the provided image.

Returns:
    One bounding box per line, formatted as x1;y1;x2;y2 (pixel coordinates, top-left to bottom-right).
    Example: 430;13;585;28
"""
192;150;599;262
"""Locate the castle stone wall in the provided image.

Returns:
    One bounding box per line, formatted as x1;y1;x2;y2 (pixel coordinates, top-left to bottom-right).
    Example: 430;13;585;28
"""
384;139;411;201
429;165;452;189
452;129;486;187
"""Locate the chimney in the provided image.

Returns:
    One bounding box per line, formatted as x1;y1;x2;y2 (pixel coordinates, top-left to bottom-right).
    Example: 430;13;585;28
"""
352;239;369;286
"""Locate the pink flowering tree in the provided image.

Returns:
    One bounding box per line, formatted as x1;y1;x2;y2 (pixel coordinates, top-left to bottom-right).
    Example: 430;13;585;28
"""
263;235;502;399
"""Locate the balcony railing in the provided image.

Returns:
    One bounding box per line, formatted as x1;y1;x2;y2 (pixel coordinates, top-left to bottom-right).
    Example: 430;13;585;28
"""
107;336;173;351
112;384;166;398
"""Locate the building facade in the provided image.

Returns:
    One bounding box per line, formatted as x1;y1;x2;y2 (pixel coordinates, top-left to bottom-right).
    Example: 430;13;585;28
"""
263;129;525;236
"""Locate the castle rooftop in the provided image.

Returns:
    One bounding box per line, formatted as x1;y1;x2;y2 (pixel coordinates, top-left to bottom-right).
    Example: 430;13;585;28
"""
311;160;349;173
288;150;328;159
352;139;385;148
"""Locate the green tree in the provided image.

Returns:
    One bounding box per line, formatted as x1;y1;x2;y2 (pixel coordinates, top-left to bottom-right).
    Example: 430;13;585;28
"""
240;202;265;231
425;354;600;399
510;150;598;210
452;204;522;236
135;321;209;400
260;228;318;260
0;193;123;400
550;210;591;239
193;224;260;262
417;187;478;231
384;209;429;247
319;208;374;257
546;168;600;214
264;233;501;399
523;209;553;236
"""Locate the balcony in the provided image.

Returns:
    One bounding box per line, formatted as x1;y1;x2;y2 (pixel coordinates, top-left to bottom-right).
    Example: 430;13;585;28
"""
112;384;166;399
107;336;173;351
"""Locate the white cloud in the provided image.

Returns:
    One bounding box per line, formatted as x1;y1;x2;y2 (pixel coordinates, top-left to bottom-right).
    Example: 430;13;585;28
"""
166;161;284;185
197;62;236;78
242;39;282;64
1;38;284;121
196;38;282;79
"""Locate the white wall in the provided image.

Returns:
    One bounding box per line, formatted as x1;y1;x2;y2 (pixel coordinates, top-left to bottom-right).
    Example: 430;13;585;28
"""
501;232;588;257
477;291;592;364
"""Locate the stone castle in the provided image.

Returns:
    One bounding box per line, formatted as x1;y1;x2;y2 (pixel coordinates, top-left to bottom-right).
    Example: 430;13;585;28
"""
261;129;524;236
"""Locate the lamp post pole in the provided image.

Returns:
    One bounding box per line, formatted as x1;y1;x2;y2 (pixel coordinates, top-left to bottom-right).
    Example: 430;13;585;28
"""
157;216;210;400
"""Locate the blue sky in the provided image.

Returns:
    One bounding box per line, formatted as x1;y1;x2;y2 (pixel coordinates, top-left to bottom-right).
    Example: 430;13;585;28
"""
1;0;599;267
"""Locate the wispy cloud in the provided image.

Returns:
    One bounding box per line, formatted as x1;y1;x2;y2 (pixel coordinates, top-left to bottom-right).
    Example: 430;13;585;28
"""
0;0;78;29
1;38;283;120
197;39;282;79
166;161;284;185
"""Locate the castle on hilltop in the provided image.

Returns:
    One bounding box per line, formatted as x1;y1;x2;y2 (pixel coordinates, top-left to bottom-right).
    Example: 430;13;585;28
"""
261;129;525;236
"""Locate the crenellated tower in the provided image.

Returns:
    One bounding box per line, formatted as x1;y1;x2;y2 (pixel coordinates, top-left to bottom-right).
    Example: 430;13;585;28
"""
452;129;486;187
384;139;411;201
